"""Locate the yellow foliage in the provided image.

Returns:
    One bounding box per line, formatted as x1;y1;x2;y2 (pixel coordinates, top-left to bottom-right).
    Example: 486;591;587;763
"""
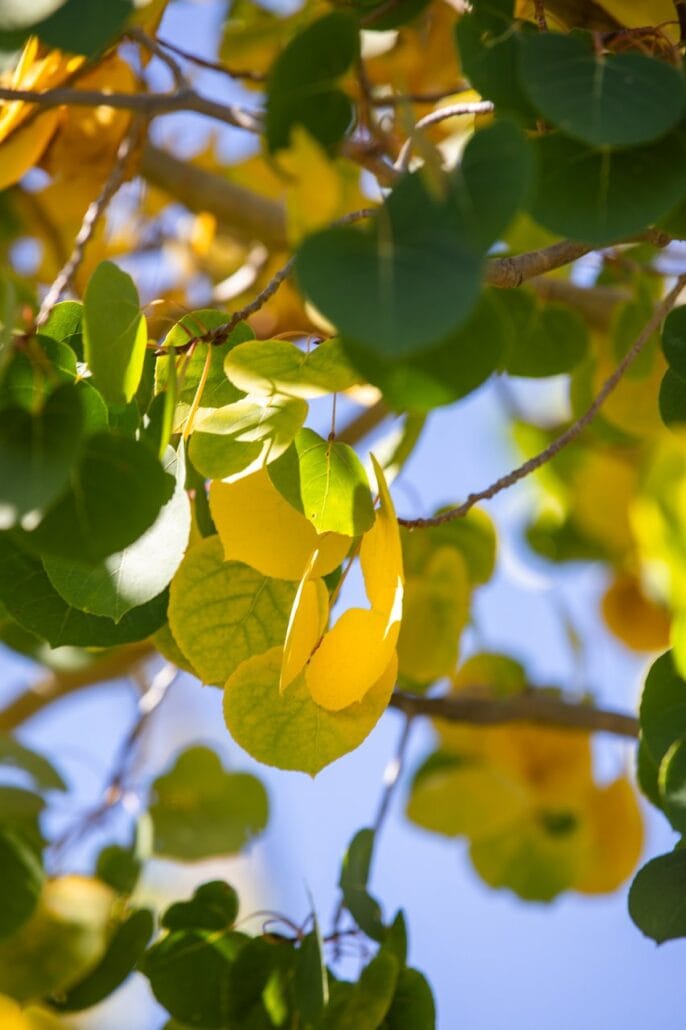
280;128;366;245
210;468;352;581
0;37;81;191
601;571;671;652
575;776;644;894
281;568;329;689
570;449;638;556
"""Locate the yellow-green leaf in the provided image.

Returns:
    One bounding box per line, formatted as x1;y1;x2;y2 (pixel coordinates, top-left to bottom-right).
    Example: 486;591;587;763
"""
224;647;397;775
168;536;296;685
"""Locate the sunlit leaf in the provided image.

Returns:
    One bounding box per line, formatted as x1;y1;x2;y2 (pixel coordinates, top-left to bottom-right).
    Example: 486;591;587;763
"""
210;468;351;580
224;647;397;774
224;336;360;399
83;262;148;406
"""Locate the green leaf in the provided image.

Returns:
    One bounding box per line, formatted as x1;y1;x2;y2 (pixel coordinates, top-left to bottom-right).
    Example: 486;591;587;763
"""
494;290;589;378
327;949;399;1029
265;12;359;152
43;445;190;620
0;734;66;792
83;261;148;405
0;534;168;647
39;300;83;360
162;882;239;932
53;908;154;1012
0;829;43;939
155;313;253;432
659;739;686;834
189;393;308;480
401;508;497;585
0;383;83;531
348;0;430;31
455;0;536;122
224;647;395;775
640;651;686;764
385;968;436;1030
297;123;530;361
637;736;662;811
29;432;175;562
0;786;45;851
629;849;686;943
344;289;505;412
0;335;77;411
659;368;686;428
141;928;250;1028
168;536;297;686
662;305;686;380
150;747;269;861
519;33;684;148
339;828;386;942
224;337;361;399
530;131;686;245
295;925;329;1024
95;844;141;896
268;428;374;536
36;0;132;57
469;811;584;901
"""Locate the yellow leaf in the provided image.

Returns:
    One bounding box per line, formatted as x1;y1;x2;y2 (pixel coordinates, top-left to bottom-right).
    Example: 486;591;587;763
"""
360;455;404;613
281;128;343;245
601;571;671;652
281;565;329;690
306;603;401;711
224;646;397;774
210;469;351;580
575;777;644;894
0;109;60;192
571;449;638;556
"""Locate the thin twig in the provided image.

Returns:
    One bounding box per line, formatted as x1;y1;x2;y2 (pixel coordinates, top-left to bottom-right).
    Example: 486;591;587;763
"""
399;274;686;529
372;714;414;836
36;116;143;326
156;35;267;83
394;101;495;172
128;27;189;90
369;86;470;106
0;84;262;133
389;690;639;739
156;207;378;354
49;662;178;862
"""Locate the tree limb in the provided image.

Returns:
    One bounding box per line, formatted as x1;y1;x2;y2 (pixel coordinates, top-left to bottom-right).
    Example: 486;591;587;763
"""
139;143;288;249
389;690;639;739
0;642;154;733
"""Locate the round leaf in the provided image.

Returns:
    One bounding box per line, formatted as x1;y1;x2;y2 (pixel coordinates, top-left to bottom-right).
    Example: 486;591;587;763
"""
629;850;686;943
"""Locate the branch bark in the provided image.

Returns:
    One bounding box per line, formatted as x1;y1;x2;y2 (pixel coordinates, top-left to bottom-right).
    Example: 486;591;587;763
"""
389;690;639;739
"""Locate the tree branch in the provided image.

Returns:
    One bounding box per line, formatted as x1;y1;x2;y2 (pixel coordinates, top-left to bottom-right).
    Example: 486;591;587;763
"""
0;642;155;733
485;240;595;288
139;143;288;249
0;84;261;133
389;690;639;739
399;273;686;529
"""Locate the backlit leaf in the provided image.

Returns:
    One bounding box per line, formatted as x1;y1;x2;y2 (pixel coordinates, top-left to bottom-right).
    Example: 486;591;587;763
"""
224;337;360;399
83;262;148;406
168;535;296;685
224;647;397;775
268;428;374;536
210;468;351;580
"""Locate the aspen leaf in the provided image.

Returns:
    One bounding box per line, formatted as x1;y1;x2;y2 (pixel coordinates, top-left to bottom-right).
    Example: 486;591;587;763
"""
269;428;375;536
210;468;352;580
168;535;296;686
281;565;329;690
306;603;401;711
224;337;360;400
601;572;670;653
281;127;345;244
575;778;644;894
224;647;397;774
360;456;404;613
83;262;148;406
189;393;308;480
407;754;529;840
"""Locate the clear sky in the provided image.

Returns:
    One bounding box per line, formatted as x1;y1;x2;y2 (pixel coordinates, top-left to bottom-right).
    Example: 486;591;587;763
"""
3;2;686;1027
